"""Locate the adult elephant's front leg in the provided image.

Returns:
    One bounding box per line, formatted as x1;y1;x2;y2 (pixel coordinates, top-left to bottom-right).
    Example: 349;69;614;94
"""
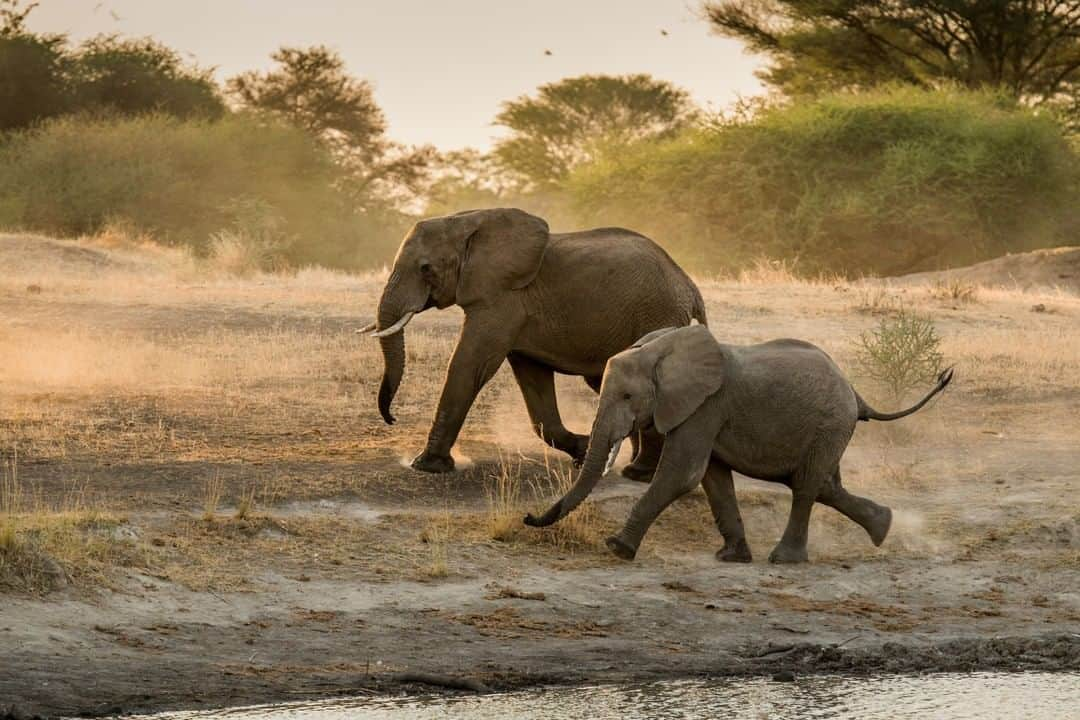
412;315;518;473
508;354;589;464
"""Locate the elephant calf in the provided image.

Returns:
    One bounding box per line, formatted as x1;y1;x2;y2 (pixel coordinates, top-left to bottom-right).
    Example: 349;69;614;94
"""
525;325;953;564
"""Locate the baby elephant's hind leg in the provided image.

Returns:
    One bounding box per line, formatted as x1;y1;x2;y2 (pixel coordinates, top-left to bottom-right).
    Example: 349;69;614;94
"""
701;461;752;563
817;470;893;547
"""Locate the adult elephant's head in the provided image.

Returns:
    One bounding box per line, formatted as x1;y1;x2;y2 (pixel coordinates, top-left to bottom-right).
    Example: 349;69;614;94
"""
370;208;550;424
525;324;723;528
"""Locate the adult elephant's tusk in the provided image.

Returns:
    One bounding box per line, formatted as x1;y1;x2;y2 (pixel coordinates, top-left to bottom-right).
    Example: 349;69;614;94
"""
356;321;377;334
370;312;415;338
603;438;625;475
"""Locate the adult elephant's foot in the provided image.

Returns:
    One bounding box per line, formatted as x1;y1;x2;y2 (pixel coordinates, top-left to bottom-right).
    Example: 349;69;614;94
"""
866;505;893;547
768;543;809;564
605;535;638;561
410;451;455;474
620;462;655;483
569;435;590;468
715;538;752;563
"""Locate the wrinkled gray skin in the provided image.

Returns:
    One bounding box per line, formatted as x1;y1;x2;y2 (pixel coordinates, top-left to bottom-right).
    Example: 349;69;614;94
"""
371;208;705;476
525;325;953;564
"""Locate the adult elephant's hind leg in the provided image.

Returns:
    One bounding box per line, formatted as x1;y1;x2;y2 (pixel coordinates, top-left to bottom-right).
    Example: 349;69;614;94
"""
817;469;893;547
508;353;588;463
621;427;663;483
701;461;752;563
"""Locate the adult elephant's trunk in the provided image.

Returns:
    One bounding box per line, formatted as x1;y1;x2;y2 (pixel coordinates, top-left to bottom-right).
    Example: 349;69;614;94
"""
524;415;628;527
375;269;427;425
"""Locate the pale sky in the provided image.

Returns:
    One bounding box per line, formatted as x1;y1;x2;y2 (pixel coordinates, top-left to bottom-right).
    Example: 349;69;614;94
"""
28;1;765;151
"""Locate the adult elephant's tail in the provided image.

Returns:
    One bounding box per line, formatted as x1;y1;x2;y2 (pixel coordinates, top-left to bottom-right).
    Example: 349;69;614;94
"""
856;367;954;422
690;287;708;327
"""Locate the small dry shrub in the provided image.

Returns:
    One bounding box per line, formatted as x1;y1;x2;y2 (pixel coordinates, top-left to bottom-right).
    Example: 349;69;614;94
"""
201;474;225;522
737;257;800;285
856;307;944;399
853;286;902;315
929;279;978;304
234;482;257;520
420;511;451;578
486;453;524;542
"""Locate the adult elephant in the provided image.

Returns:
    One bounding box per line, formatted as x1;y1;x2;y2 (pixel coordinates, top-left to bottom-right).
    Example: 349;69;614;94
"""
366;207;706;475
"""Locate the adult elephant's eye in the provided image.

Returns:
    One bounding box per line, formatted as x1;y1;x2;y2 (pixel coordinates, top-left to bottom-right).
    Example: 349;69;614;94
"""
623;393;632;400
420;262;432;274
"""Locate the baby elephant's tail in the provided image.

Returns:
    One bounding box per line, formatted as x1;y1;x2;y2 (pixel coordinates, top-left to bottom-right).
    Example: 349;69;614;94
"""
856;367;954;422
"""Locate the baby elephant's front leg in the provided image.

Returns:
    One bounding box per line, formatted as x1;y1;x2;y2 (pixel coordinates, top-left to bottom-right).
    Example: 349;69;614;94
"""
606;421;714;560
701;461;752;563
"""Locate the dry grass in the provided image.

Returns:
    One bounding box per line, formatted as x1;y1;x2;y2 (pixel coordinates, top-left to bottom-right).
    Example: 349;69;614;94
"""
0;450;156;593
201;475;226;522
928;279;979;304
234;482;257;520
479;451;608;554
486;453;524;542
420;510;451;578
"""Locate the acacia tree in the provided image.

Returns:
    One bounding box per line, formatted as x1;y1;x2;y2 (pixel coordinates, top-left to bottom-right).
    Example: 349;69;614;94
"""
705;1;1080;106
494;74;696;188
228;46;431;200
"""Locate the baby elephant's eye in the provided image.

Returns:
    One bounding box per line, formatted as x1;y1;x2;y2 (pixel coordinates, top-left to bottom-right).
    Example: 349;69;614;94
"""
420;262;433;274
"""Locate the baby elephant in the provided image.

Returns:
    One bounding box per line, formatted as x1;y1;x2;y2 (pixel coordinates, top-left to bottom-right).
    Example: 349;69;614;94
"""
525;325;952;564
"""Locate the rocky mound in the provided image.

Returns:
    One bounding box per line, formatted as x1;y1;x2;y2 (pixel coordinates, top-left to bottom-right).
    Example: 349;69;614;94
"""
896;246;1080;292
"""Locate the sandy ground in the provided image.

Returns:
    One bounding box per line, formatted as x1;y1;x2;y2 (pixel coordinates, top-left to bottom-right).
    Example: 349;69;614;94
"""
1;235;1078;718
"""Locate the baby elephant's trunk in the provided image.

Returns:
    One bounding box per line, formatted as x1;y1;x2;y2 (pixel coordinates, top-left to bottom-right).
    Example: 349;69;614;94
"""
856;367;954;422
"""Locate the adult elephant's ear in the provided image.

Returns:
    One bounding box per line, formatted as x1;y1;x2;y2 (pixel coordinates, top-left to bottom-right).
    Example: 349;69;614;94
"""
652;326;726;434
454;208;550;307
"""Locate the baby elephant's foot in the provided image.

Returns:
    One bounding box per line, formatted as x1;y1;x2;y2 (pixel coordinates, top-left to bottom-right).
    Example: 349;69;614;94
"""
768;543;809;564
605;535;638;561
410;451;455;474
867;505;893;547
620;462;655;483
715;538;752;563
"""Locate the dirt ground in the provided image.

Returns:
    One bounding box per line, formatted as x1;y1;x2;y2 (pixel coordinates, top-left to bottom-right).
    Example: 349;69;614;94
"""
1;235;1078;718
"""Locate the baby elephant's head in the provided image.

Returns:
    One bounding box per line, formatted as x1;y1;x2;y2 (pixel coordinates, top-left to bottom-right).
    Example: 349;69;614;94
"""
523;324;727;529
591;325;727;471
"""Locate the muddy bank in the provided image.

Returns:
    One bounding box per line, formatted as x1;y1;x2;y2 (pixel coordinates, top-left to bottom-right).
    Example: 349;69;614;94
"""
3;628;1078;718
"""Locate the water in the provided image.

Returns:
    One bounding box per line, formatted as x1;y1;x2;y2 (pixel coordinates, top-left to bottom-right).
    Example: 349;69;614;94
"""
129;672;1080;720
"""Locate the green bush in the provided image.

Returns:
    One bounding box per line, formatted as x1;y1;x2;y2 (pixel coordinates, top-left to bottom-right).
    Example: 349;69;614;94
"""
855;308;944;399
0;113;408;268
568;86;1080;276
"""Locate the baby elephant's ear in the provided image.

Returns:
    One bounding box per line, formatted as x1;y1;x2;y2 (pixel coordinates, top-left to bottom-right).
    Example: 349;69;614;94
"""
632;326;679;348
652;326;726;434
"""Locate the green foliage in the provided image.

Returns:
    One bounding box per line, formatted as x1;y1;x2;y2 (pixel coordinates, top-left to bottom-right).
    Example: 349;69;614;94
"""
705;0;1080;112
855;308;944;399
0;1;69;132
568;86;1079;276
0;2;222;131
494;74;695;189
0;113;407;269
70;35;224;120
